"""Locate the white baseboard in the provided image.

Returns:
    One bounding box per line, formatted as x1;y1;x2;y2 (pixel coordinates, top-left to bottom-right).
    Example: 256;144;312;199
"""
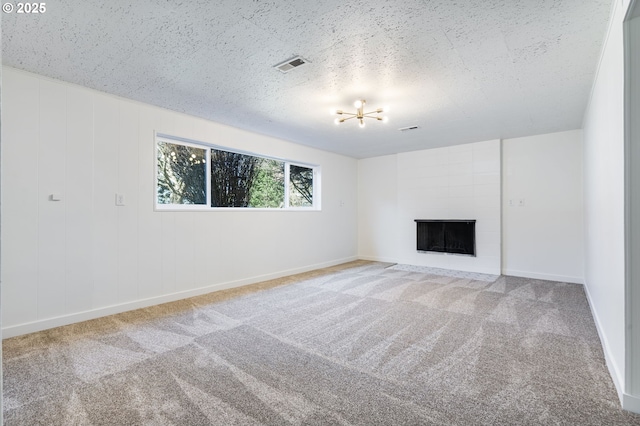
2;256;358;339
623;393;640;414
583;281;626;407
357;255;398;264
502;269;584;284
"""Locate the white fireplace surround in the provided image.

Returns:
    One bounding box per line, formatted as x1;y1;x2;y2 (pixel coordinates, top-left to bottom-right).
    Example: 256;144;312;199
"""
359;139;502;275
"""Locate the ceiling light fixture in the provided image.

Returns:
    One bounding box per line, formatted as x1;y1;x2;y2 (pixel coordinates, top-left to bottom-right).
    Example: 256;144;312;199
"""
331;99;388;128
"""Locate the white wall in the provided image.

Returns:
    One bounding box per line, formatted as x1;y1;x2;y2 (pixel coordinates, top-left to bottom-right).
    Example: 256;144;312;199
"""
502;130;584;283
1;67;358;337
625;3;640;411
582;0;627;404
396;141;501;274
358;139;501;275
0;38;4;425
357;155;398;262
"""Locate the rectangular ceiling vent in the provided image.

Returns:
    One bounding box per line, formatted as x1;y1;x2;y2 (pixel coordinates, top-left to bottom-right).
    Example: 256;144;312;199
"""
398;125;420;132
274;56;308;73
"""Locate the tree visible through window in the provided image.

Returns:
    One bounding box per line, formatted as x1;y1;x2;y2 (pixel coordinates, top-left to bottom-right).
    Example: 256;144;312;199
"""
289;165;313;207
156;138;317;209
249;159;285;208
157;142;206;205
210;150;260;207
210;150;286;208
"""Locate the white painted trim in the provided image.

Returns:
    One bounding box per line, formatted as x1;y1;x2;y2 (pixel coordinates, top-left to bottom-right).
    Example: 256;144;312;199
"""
501;269;584;284
2;256;357;339
584;281;625;405
625;0;638;20
357;255;398;264
154;134;321;211
623;392;640;413
624;7;633;402
0;51;4;426
624;6;640;404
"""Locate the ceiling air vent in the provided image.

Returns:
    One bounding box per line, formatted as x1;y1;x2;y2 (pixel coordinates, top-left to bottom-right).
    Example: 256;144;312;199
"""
274;56;309;73
398;125;420;132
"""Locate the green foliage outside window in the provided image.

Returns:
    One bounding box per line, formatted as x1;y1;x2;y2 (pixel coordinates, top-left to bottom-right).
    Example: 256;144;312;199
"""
157;139;316;209
249;159;285;208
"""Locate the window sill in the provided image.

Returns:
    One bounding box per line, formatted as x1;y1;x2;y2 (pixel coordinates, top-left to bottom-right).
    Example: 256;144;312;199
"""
154;206;321;212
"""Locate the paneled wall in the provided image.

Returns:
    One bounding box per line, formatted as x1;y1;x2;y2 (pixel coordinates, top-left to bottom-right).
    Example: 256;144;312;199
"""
357;155;398;262
2;67;358;337
358;139;502;275
395;140;501;274
626;6;640;408
359;132;586;281
582;0;626;402
502;130;584;283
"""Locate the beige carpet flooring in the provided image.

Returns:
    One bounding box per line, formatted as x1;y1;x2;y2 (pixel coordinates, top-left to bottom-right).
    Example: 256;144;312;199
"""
3;260;640;425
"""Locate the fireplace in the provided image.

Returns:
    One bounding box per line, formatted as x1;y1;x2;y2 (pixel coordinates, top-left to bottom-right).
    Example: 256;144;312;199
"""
415;220;476;256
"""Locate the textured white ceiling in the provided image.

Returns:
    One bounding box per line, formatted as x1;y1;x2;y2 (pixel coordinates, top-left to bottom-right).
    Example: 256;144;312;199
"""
2;0;611;158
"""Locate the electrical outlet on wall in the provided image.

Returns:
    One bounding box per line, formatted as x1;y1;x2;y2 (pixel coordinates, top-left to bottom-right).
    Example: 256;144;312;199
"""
116;193;126;206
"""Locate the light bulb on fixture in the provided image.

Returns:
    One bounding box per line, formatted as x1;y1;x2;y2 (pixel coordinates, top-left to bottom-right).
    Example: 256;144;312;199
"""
330;99;388;127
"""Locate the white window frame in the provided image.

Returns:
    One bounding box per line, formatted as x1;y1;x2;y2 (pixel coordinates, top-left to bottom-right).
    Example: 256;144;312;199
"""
286;161;320;210
154;133;321;211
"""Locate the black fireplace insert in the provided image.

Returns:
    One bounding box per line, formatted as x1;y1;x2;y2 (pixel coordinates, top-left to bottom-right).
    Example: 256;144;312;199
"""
415;220;476;256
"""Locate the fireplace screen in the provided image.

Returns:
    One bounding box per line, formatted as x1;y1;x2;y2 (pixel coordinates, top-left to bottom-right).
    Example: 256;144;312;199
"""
415;220;476;256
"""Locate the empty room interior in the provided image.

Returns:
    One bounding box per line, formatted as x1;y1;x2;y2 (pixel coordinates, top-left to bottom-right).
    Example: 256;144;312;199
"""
2;0;640;424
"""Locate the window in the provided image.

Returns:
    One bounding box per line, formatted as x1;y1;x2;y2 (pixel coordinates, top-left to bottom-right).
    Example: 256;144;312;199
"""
210;149;285;208
156;135;319;210
288;164;313;207
157;141;207;205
